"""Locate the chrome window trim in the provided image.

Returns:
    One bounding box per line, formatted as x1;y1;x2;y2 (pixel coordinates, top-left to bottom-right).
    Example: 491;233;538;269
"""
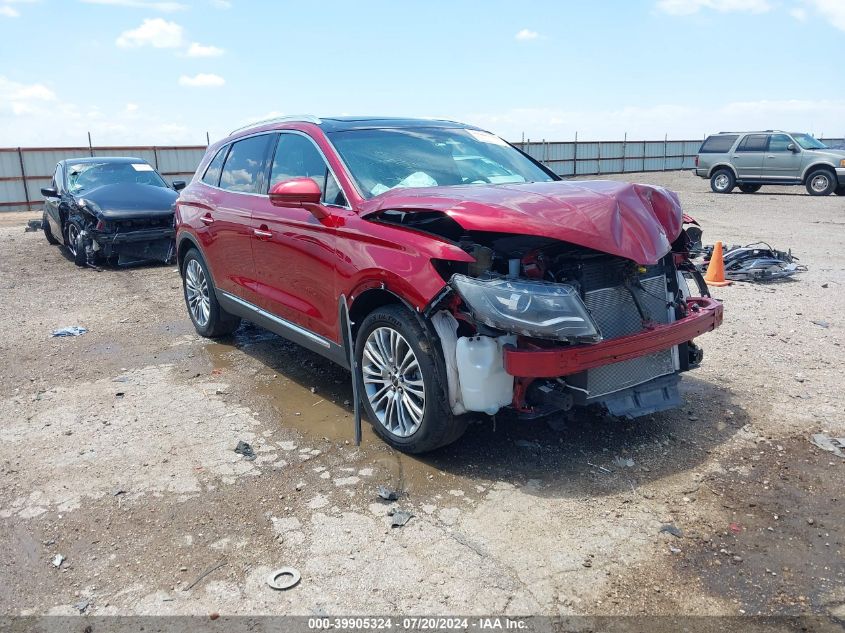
218;290;332;349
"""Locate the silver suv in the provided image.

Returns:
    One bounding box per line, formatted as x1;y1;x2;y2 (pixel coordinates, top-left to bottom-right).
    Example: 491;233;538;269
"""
695;131;845;196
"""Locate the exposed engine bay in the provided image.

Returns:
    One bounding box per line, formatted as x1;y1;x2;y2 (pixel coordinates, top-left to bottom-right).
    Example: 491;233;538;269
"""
373;208;716;421
73;208;176;267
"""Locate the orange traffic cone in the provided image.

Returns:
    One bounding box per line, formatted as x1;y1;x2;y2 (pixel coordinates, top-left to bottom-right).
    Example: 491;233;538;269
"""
704;241;732;287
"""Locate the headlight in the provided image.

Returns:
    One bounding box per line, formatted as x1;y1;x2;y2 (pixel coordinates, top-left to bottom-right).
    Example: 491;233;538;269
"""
451;274;601;342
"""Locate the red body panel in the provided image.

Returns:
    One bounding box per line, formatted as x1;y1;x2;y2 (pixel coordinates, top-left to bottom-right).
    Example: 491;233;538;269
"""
503;297;723;378
359;179;683;265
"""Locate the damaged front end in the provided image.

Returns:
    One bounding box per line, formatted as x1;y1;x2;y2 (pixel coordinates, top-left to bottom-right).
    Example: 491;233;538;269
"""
73;200;176;266
371;182;723;421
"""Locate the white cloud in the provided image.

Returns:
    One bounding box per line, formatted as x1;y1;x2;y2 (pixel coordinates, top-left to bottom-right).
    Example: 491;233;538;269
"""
790;7;807;20
804;0;845;31
80;0;187;11
0;5;19;17
178;73;225;87
515;29;540;41
211;0;231;7
116;18;185;48
656;0;771;15
0;76;56;115
125;103;139;112
186;42;224;57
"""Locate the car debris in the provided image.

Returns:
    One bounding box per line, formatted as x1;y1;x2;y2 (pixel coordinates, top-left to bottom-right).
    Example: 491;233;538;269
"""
376;485;399;501
267;566;301;590
183;558;227;592
811;320;830;329
74;599;89;613
389;508;414;528
51;326;88;337
699;242;806;282
613;456;635;468
659;524;683;538
810;433;845;459
51;554;65;567
233;440;256;461
24;219;42;232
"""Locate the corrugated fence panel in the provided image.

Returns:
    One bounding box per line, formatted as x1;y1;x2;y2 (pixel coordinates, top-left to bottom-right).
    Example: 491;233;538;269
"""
23;149;87;179
0;179;27;205
156;147;206;176
25;178;52;203
93;148;157;165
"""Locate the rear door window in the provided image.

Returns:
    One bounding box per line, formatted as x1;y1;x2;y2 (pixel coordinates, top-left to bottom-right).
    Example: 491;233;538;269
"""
699;135;738;153
202;146;229;187
736;134;768;152
219;135;273;193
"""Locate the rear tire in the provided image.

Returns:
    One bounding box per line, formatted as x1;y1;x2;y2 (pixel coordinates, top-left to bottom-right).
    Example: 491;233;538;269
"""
805;168;836;196
355;304;465;453
738;184;761;193
710;169;735;194
181;248;241;338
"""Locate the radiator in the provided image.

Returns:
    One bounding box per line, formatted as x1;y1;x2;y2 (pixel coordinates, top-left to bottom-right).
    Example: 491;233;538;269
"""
582;275;676;398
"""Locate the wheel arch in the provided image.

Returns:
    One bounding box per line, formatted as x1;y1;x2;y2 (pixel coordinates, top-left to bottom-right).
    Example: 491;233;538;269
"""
801;162;837;183
708;163;737;178
176;232;202;273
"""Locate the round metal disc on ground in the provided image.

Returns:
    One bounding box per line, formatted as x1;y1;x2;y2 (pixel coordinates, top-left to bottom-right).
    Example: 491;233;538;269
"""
267;567;301;590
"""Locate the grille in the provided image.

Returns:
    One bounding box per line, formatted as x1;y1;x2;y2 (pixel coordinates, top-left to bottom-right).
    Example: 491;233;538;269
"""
582;275;676;398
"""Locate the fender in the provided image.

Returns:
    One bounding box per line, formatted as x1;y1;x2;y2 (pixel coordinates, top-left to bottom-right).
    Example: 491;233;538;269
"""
708;163;737;178
800;162;837;182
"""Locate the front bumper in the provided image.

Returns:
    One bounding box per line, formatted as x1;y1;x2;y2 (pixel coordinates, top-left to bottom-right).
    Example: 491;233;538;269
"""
90;227;175;244
503;296;723;378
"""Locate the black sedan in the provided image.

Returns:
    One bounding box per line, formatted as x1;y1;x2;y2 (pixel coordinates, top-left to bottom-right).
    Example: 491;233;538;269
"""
41;157;186;267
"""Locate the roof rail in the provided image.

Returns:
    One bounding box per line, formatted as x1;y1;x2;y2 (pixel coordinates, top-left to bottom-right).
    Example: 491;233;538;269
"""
229;115;321;135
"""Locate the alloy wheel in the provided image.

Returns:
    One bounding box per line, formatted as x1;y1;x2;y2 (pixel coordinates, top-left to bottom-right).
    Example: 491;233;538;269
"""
811;174;830;193
66;223;80;257
714;174;730;191
185;259;211;327
362;326;425;437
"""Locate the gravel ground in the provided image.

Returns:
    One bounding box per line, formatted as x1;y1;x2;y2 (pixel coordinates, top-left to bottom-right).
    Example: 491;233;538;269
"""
0;171;843;620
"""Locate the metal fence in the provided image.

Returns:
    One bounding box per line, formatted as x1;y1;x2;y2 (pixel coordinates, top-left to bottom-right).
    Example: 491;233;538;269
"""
2;136;843;211
0;145;206;212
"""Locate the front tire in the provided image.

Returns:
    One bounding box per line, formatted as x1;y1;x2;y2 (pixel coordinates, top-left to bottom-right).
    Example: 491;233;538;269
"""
805;168;836;196
42;212;58;244
356;305;464;453
710;169;735;194
181;248;241;338
65;217;87;266
739;184;761;193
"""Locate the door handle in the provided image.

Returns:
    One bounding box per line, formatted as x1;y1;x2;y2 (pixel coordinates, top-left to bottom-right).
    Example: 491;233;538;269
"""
253;226;273;239
766;155;776;159
200;214;214;225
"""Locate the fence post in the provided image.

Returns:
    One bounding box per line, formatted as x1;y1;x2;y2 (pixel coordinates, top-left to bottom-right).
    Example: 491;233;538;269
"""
17;147;31;212
573;132;578;178
622;132;627;174
87;132;94;157
153;146;160;170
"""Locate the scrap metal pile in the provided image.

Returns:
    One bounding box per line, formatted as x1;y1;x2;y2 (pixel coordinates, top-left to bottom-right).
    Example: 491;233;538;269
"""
697;241;806;283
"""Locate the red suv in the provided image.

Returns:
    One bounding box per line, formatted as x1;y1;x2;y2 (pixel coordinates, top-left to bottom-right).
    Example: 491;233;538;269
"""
175;116;722;453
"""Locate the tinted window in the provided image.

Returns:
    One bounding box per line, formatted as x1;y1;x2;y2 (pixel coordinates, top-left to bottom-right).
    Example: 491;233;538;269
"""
270;133;347;206
202;146;229;186
768;134;793;152
699;135;738;153
736;135;767;152
220;135;273;193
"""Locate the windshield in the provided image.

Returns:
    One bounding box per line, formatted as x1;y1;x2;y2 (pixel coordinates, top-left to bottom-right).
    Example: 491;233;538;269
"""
791;133;828;150
327;127;555;198
67;162;168;193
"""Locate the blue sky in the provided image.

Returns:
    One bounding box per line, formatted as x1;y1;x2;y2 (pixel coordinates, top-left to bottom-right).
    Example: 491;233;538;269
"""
1;0;843;146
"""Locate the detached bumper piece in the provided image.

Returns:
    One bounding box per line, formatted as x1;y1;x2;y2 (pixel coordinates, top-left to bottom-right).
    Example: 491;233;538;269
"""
91;227;175;265
503;297;723;378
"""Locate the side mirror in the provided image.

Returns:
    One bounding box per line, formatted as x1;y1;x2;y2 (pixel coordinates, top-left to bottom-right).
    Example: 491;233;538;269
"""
269;178;329;219
787;143;798;152
172;180;187;191
41;187;58;198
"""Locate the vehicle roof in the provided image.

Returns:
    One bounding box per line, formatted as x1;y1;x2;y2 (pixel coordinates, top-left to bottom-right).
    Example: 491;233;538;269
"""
318;117;480;132
231;115;481;136
61;157;150;165
711;130;792;135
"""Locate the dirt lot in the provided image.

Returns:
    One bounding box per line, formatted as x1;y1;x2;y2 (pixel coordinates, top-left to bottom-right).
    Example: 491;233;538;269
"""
0;171;843;620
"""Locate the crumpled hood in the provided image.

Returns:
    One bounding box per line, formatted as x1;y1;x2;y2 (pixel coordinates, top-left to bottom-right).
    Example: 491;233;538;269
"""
79;183;178;220
360;180;684;265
